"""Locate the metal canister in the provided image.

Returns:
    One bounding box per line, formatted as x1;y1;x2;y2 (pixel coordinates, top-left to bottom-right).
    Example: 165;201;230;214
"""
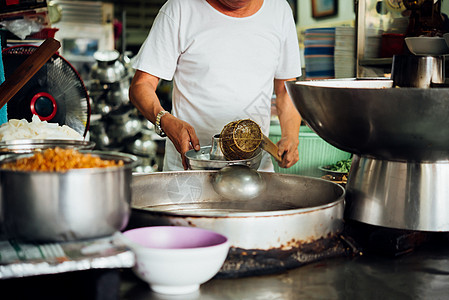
391;54;445;88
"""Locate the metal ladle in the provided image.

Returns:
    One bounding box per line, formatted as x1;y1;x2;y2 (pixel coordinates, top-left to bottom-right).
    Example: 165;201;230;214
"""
212;165;266;201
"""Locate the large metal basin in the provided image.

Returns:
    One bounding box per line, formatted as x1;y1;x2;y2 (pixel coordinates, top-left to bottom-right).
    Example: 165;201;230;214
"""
285;79;449;162
286;79;449;231
0;151;138;242
129;171;345;251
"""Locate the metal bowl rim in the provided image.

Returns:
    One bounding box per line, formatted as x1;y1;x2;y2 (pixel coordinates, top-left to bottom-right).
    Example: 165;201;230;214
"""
186;145;262;164
288;78;449;91
135;197;345;218
288;78;394;89
0;139;95;150
132;171;346;217
0;150;139;174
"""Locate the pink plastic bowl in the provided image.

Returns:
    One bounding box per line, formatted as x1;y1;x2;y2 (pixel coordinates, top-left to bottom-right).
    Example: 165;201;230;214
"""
122;226;229;295
123;226;228;249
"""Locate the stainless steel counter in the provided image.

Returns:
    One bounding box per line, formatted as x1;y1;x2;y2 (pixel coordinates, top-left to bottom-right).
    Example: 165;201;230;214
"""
120;244;449;300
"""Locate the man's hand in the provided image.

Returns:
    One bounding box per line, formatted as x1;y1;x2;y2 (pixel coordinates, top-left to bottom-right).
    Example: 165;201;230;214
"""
161;114;200;170
129;70;200;170
276;135;299;168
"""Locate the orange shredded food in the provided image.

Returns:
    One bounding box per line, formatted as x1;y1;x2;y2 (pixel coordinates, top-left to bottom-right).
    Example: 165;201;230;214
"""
1;147;124;172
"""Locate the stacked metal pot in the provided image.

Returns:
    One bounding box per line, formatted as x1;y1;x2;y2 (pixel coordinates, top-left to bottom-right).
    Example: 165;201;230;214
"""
87;50;158;172
0;140;138;242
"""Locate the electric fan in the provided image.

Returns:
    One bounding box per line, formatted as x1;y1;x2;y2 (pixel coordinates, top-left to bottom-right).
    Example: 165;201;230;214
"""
2;45;90;137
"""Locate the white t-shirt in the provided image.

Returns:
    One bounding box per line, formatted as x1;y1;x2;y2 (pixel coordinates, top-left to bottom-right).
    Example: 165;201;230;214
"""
133;0;302;171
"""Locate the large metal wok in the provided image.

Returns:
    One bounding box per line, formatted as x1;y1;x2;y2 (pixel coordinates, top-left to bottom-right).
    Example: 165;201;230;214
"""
286;79;449;162
129;171;346;276
285;79;449;231
129;171;344;250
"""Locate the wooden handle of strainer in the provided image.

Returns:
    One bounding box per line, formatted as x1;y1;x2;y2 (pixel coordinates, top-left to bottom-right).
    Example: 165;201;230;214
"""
261;135;282;162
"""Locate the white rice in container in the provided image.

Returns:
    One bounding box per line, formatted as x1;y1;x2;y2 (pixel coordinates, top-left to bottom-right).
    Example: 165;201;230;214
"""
0;115;84;141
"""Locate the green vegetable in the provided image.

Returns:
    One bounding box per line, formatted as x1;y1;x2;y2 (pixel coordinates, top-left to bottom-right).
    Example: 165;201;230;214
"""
328;158;352;173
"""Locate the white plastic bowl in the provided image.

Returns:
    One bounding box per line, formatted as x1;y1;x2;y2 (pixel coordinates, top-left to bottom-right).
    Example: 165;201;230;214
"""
122;226;229;295
405;36;449;56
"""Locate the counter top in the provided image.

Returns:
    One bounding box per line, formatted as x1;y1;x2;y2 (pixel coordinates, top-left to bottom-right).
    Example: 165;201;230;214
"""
1;238;448;299
120;243;449;300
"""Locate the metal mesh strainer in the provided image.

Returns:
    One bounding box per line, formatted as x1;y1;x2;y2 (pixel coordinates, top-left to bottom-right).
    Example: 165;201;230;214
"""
219;119;263;161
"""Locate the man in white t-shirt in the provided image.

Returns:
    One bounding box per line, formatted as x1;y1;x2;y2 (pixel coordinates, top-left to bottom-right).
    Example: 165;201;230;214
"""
130;0;302;171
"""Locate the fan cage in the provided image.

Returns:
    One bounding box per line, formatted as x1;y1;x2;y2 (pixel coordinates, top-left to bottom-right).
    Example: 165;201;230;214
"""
2;45;91;137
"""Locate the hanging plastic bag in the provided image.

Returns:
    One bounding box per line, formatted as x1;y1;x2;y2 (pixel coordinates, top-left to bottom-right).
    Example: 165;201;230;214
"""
0;18;42;40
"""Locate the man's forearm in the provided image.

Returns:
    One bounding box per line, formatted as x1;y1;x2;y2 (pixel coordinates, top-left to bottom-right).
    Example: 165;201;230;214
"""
275;79;301;137
129;71;164;125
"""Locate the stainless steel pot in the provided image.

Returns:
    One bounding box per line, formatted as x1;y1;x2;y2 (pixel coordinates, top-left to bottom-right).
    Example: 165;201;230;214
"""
106;106;142;142
0;151;138;242
346;155;449;231
91;99;112;115
90;50;127;83
129;171;345;250
285;79;449;162
107;117;142;141
285;79;449;231
106;79;130;107
391;55;445;88
89;119;112;149
126;128;157;157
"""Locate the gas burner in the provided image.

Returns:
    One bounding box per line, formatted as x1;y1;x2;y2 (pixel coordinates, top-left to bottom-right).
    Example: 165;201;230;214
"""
216;234;360;278
345;220;449;257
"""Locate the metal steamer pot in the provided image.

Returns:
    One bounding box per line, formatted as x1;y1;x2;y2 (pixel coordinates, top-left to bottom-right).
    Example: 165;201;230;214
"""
0;151;138;242
129;171;346;275
90;50;127;84
285;79;449;232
